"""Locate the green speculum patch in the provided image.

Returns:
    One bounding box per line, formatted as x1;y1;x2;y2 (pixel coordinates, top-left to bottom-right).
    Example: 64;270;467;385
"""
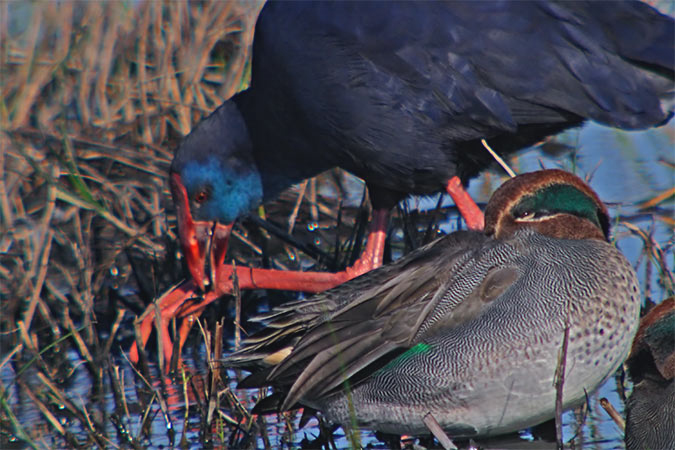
378;342;433;374
511;184;602;229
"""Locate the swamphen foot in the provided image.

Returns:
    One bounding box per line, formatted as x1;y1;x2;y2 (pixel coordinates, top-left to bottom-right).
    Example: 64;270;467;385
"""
141;0;674;368
130;177;484;366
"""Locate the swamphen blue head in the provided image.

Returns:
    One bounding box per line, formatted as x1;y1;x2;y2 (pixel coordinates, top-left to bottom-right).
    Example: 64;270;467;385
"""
170;102;263;291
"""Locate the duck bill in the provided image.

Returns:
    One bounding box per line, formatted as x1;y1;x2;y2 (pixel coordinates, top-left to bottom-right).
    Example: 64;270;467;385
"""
170;172;232;292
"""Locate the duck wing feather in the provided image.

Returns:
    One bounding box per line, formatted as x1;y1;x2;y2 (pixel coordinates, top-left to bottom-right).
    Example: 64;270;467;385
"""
226;230;523;410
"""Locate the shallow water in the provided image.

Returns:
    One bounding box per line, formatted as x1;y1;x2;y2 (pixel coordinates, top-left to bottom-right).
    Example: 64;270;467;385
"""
2;121;672;449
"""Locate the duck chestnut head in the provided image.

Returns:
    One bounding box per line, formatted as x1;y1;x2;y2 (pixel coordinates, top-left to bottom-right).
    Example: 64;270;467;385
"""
484;169;610;241
170;102;263;291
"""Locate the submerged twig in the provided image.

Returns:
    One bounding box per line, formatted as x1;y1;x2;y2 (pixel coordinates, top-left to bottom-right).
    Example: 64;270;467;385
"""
553;306;572;449
599;397;625;431
423;412;457;450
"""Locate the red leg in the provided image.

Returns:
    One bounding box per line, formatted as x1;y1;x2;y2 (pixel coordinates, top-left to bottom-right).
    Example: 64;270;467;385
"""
130;209;390;365
129;282;201;363
177;208;390;317
130;267;355;366
131;189;481;367
175;315;195;362
445;176;484;230
158;318;173;369
342;208;388;276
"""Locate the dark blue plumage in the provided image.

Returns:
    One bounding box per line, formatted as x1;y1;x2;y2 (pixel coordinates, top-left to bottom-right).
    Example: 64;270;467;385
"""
170;0;673;291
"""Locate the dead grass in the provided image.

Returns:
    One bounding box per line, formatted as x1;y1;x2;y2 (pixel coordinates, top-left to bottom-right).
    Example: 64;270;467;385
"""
1;1;261;326
0;1;673;449
1;1;265;447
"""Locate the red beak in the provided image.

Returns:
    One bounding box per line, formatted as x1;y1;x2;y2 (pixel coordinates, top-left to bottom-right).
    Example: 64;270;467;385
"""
170;172;232;292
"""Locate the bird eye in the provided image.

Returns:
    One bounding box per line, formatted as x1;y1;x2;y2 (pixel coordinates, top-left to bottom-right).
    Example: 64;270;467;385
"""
194;190;209;204
516;210;534;219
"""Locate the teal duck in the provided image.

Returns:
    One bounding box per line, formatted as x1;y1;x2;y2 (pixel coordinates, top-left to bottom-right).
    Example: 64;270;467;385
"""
624;297;674;450
225;169;641;438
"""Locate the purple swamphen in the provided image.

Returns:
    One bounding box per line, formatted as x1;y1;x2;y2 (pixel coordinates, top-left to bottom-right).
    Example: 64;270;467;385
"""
131;0;673;365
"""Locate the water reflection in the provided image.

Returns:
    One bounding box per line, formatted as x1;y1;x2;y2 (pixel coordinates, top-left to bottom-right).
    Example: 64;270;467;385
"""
2;122;672;449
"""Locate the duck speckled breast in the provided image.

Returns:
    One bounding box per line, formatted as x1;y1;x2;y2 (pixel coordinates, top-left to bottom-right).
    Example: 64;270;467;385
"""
320;228;640;436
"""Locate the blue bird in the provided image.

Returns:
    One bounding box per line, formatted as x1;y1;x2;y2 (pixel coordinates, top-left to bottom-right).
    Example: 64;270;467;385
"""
138;2;673;362
170;1;673;294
